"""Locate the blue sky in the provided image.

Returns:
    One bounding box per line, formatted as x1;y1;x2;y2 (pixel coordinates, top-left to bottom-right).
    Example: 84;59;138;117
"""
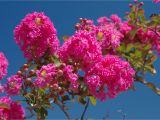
0;0;160;119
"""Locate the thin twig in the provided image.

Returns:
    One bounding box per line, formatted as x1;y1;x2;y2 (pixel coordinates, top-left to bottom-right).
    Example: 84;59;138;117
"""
55;100;71;120
81;98;90;120
148;27;160;38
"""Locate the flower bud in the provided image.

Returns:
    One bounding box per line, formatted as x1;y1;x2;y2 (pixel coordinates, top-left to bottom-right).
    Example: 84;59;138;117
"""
24;68;29;71
58;87;62;91
57;70;63;76
29;69;35;74
134;0;138;3
26;78;32;83
53;83;58;88
23;64;28;68
139;2;144;6
17;71;22;76
75;23;80;30
60;63;66;68
129;4;133;8
79;18;83;23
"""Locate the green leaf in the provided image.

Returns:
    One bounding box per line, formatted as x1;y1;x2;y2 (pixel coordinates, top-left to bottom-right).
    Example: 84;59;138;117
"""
144;65;156;74
151;15;160;26
126;43;134;52
63;36;70;41
129;28;138;39
89;96;96;106
38;88;45;96
138;9;145;23
144;44;151;50
52;55;61;67
135;50;142;58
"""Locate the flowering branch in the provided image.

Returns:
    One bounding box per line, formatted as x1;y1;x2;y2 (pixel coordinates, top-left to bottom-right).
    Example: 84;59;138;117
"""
0;0;160;120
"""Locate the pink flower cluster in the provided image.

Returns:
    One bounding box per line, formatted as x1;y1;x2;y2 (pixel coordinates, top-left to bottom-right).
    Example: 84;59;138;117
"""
0;96;25;120
63;65;79;90
131;28;160;52
0;52;8;80
84;55;135;101
153;0;160;3
75;15;131;52
4;75;22;96
14;12;59;60
34;63;79;90
96;15;131;50
34;63;57;88
58;30;102;71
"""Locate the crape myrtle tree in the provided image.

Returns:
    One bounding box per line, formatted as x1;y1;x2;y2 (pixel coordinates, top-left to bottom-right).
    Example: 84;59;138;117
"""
0;0;160;119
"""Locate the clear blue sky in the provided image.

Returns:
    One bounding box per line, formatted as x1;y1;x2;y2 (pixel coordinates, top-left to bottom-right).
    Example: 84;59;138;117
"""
0;0;160;119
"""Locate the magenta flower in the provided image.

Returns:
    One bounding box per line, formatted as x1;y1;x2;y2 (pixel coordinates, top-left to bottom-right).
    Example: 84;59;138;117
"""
34;63;57;88
4;75;22;96
95;24;124;49
0;52;8;80
97;16;109;25
0;96;25;120
58;30;102;71
85;55;135;101
153;0;160;3
14;12;59;60
63;65;79;90
110;14;121;23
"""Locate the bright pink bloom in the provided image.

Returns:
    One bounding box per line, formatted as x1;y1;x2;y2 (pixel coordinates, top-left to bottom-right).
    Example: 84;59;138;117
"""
97;16;109;25
110;14;121;23
0;52;8;80
0;96;25;120
58;30;102;71
34;63;79;90
4;75;22;96
34;63;57;88
85;55;135;101
119;21;132;34
96;25;124;49
63;65;79;90
153;0;160;3
14;12;59;60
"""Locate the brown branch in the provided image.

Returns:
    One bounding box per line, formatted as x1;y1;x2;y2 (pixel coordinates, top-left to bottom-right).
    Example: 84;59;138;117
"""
81;98;90;120
55;100;71;120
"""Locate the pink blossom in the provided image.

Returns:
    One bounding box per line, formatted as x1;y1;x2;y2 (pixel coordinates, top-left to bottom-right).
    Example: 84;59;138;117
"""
97;16;109;25
34;63;79;90
58;30;102;71
0;96;25;120
4;75;22;96
133;28;160;52
63;65;79;90
95;25;124;49
110;14;121;23
34;63;57;88
14;12;59;60
119;21;132;34
0;52;8;80
75;18;96;31
153;0;160;3
85;55;135;101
